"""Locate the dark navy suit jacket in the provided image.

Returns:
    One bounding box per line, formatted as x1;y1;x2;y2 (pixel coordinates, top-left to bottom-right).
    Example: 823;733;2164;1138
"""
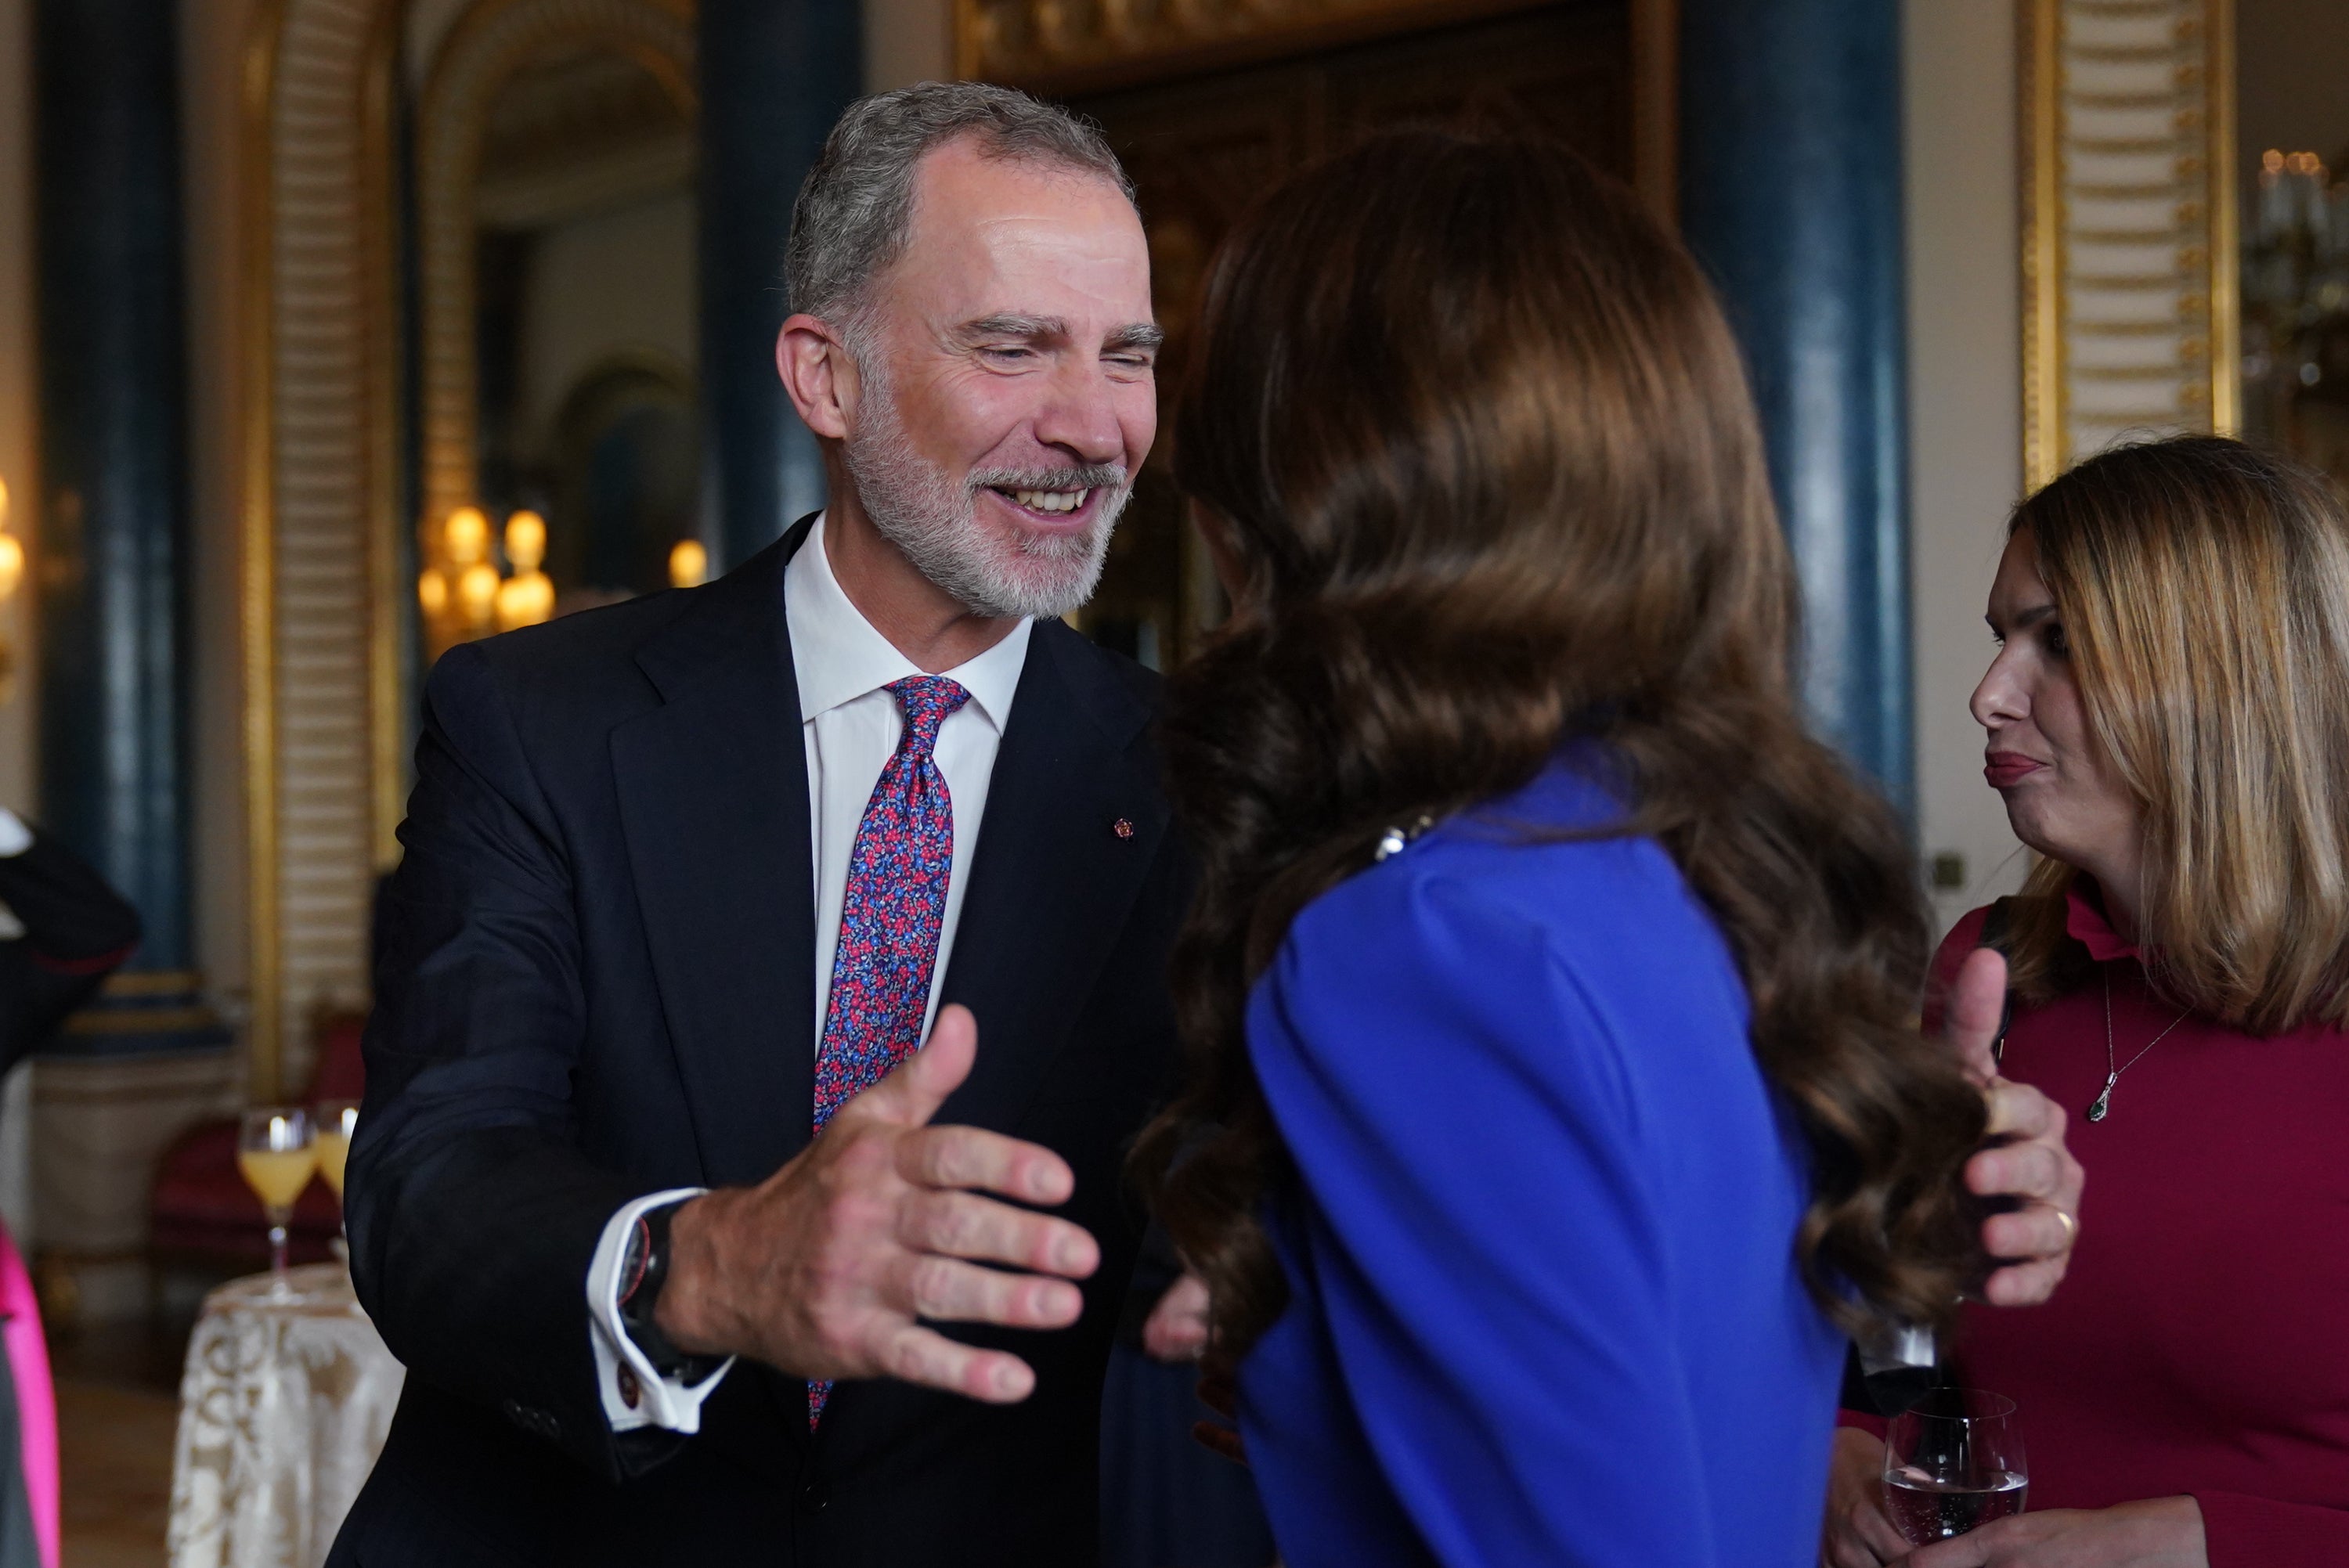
331;521;1185;1566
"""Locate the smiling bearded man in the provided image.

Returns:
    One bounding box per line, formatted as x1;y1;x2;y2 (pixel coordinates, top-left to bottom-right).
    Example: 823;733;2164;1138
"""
839;348;1133;621
330;83;1189;1568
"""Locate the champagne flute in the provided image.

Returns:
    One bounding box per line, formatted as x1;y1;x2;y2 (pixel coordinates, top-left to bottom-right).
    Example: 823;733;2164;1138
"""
1882;1388;2029;1545
237;1107;317;1294
314;1099;359;1205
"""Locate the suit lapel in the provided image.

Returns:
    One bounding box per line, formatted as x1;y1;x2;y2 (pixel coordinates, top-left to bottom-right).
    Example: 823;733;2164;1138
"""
611;521;818;1187
610;551;1163;1171
934;622;1168;1134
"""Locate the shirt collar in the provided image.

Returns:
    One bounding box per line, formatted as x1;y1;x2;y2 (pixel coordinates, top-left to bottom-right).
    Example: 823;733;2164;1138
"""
2063;877;2142;962
783;511;1032;731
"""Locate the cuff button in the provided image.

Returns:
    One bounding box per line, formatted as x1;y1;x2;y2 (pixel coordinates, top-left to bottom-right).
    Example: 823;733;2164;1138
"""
618;1368;642;1410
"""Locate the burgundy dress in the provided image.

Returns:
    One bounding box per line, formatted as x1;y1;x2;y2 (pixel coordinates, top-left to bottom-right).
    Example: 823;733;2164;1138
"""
1915;885;2349;1566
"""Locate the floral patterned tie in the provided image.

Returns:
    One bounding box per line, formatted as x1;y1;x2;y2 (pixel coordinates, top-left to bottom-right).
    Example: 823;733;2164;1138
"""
808;674;969;1427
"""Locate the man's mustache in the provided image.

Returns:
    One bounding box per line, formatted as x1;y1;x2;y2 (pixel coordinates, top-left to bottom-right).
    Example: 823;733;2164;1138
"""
967;464;1128;496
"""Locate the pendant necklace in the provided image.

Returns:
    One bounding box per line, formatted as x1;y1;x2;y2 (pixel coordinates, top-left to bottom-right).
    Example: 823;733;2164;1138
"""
2087;968;2191;1123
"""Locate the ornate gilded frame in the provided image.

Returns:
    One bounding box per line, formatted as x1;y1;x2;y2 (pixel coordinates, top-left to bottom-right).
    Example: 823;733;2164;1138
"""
2019;0;2239;491
958;0;1680;225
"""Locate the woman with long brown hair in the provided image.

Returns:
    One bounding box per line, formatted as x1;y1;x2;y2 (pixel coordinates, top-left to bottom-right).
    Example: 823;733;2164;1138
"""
1826;436;2349;1567
1138;129;2080;1566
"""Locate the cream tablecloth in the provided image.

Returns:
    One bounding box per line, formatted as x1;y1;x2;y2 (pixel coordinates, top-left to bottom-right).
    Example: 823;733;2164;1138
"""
166;1263;405;1568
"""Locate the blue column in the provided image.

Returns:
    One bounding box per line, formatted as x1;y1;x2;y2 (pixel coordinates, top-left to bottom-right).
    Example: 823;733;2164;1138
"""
1680;0;1913;813
34;0;220;1052
698;1;863;569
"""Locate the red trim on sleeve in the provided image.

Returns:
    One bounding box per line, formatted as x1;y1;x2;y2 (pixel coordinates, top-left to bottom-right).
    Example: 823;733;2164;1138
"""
28;943;135;978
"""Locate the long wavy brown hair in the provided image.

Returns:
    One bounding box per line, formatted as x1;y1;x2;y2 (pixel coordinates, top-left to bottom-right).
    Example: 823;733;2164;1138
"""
1994;437;2349;1033
1133;129;1988;1363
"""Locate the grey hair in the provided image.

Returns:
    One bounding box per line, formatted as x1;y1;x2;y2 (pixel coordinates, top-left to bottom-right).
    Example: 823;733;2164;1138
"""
785;81;1135;327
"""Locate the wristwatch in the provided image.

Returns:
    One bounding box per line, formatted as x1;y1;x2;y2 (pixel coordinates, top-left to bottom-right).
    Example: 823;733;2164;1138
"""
616;1200;720;1383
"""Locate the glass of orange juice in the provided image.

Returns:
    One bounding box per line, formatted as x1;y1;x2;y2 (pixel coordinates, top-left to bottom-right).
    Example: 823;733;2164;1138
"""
238;1107;316;1293
314;1100;359;1206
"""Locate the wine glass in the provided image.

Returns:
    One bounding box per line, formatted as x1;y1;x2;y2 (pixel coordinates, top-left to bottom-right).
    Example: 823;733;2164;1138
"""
314;1099;359;1205
1882;1389;2029;1546
237;1107;316;1295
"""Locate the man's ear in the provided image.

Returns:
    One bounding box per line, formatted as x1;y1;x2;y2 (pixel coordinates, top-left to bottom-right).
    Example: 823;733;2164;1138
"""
776;313;861;441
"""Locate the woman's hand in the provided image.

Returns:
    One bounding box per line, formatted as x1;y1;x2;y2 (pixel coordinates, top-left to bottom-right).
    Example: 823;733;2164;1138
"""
1821;1426;1910;1567
1900;1496;2206;1566
1141;1271;1211;1362
1943;946;2086;1306
1148;1272;1250;1466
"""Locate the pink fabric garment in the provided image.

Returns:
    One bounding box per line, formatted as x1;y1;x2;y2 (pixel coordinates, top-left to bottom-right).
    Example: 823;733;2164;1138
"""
0;1224;56;1568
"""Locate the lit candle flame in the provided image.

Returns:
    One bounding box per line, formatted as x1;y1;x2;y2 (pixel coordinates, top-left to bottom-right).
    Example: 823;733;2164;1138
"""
445;506;490;566
504;510;547;574
458;561;500;626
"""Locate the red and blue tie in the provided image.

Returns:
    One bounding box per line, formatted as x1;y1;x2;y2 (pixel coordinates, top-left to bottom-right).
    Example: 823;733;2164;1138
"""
808;674;969;1426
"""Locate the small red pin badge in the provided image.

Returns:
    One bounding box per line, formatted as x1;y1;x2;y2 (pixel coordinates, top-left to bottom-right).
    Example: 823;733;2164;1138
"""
1112;817;1135;839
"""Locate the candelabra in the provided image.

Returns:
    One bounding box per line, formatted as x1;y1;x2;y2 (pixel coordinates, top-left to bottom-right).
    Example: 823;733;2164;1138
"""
417;505;555;658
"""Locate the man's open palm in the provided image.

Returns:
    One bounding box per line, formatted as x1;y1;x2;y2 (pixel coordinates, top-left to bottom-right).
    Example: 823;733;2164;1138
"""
657;1004;1101;1403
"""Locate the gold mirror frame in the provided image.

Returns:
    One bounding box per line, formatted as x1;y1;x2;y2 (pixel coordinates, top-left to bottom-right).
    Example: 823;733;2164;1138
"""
2020;0;2239;491
240;0;692;1100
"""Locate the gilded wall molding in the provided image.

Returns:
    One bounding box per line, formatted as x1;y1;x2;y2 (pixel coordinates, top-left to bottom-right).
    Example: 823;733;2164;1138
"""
963;0;1583;92
240;0;402;1101
240;0;695;1098
2020;0;2239;491
962;0;1678;226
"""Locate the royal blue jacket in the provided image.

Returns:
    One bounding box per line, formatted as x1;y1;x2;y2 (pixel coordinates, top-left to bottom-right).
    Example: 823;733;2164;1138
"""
1238;755;1844;1566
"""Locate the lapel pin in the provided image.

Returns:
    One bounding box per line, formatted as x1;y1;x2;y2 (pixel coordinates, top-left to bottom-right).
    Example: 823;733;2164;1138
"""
1112;816;1135;839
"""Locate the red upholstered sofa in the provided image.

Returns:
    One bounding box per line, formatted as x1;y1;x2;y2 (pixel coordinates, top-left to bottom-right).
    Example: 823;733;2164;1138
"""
148;1013;366;1271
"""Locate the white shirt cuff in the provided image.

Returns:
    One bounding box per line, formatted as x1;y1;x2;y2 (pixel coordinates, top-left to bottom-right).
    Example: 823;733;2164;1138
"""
0;811;31;857
586;1188;734;1433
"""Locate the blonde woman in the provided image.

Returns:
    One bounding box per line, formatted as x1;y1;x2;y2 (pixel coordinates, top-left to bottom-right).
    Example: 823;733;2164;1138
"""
1825;434;2349;1566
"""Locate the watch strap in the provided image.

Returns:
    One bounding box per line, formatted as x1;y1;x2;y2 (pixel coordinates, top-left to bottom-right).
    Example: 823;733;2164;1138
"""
617;1199;720;1383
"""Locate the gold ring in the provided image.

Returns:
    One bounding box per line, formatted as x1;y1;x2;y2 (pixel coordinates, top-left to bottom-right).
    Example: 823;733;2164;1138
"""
2051;1207;2079;1247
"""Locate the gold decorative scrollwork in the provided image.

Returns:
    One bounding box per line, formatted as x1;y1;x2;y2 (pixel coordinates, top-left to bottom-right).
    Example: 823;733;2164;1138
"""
958;0;1567;95
2019;0;2238;490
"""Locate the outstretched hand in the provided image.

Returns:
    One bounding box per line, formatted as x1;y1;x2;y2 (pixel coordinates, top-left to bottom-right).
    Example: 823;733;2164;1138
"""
1941;946;2084;1307
654;1004;1100;1403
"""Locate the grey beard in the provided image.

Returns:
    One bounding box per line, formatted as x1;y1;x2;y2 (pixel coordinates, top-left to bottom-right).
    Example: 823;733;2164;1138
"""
840;378;1131;622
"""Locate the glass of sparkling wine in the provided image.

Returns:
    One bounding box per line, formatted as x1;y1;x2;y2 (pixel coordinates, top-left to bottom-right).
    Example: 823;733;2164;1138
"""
237;1107;316;1294
1883;1389;2028;1547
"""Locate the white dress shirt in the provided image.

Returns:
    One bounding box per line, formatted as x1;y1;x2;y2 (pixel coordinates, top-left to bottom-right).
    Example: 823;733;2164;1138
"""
586;514;1034;1433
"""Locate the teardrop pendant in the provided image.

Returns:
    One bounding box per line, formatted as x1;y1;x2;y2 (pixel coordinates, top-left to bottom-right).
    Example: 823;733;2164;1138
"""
2087;1082;2113;1122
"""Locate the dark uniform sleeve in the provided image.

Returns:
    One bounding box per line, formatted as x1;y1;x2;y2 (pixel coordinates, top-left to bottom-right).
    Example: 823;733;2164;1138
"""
0;825;142;1070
